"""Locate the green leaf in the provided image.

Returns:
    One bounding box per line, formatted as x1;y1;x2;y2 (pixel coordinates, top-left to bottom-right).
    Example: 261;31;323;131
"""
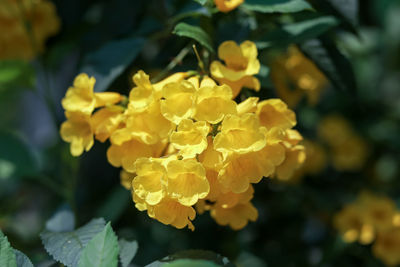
14;250;33;267
300;38;357;93
96;186;130;222
78;223;119;267
0;61;35;92
0;230;17;267
193;0;208;5
162;259;220;267
40;218;106;267
172;23;215;53
81;37;145;92
119;239;138;267
146;250;232;267
0;131;39;179
242;0;312;13
45;209;75;233
256;16;339;49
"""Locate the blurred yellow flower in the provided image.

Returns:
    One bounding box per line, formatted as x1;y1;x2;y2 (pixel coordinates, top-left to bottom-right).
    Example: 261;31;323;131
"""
214;0;244;13
270;46;327;108
256;99;296;130
120;170;135;190
0;0;60;60
60;111;93;157
210;41;260;98
373;229;400;266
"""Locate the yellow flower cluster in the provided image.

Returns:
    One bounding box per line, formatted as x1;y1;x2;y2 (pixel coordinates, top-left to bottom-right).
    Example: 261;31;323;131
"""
334;192;400;266
0;0;60;60
60;41;305;231
270;46;327;108
318;115;369;171
214;0;244;13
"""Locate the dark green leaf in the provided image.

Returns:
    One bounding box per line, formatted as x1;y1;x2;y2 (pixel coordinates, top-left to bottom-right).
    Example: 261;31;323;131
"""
300;38;357;93
242;0;312;13
0;230;17;267
40;218;106;267
119;239;138;267
163;259;220;267
78;223;119;267
146;250;232;267
172;23;215;53
0;131;39;179
14;250;33;267
81;37;145;92
45;209;75;233
257;16;339;49
96;186;130;222
0;61;35;92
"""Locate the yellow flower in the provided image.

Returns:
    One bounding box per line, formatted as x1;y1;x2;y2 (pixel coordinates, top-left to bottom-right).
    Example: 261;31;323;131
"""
214;113;266;155
60;111;93;157
114;100;174;145
217;127;285;193
148;198;196;230
270;46;327;108
300;140;328;176
132;157;167;206
62;73;121;115
275;130;306;181
373;229;400;266
256;99;296;130
215;185;254;209
91;105;124;142
210;41;260;98
193;77;237;124
107;139;165;173
0;0;60;60
129;70;155;112
359;193;396;232
237;97;259;115
170;119;210;158
214;0;244;12
198;136;224;171
211;201;258;230
334;203;374;244
160;80;197;124
166;159;209;206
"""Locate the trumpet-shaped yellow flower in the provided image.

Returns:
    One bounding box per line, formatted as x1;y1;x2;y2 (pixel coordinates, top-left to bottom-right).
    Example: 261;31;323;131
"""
91;106;124;142
107;139;165;173
214;0;244;13
148;198;196;230
166;159;209;206
160;81;197;124
331;136;369;172
373;229;400;266
62;73;122;115
170;119;210;158
214;113;266;155
237;97;259;115
60;111;93;157
198;136;224;171
193;80;237;124
210;41;260;97
132;157;167;206
256;99;296;130
129;70;155;112
211;201;258;230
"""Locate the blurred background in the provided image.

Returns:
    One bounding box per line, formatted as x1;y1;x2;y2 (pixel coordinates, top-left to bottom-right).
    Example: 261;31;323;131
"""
0;0;400;266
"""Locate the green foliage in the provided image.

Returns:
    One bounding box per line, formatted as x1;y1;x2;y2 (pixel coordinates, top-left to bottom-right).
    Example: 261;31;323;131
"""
0;131;39;179
161;259;221;267
257;16;339;48
81;37;145;92
0;230;17;267
119;239;138;267
242;0;312;13
147;250;233;267
40;218;106;267
0;61;35;92
14;250;33;267
45;209;75;232
78;223;119;267
96;186;131;222
172;23;215;53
